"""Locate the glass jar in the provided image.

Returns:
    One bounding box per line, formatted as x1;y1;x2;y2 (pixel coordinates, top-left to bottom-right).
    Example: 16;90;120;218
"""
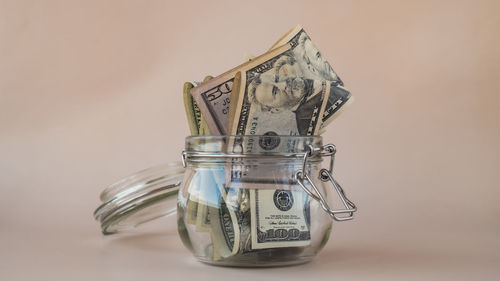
178;135;356;267
94;135;356;267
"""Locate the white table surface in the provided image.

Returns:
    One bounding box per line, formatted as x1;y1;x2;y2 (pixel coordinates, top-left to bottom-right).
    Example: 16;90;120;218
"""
2;210;499;281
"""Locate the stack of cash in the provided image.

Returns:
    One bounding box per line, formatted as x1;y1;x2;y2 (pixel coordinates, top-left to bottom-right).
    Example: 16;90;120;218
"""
182;25;351;263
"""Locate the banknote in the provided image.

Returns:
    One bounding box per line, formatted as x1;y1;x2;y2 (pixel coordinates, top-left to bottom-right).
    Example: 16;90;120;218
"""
190;42;291;135
195;166;240;259
192;25;351;136
227;71;323;252
250;186;311;249
185;171;201;225
269;25;352;127
230;73;330;137
183;76;214;136
185;79;241;259
210;199;240;259
199;76;214;135
183;81;203;225
222;136;317;252
228;40;333;137
184;77;214;227
225;41;332;251
183;81;204;136
195;169;220;232
224;184;252;255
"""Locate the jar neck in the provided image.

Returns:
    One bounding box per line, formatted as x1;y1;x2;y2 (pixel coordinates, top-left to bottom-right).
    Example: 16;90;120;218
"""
184;135;323;155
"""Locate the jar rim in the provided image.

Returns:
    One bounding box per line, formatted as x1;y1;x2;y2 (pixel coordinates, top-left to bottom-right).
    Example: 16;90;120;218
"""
183;135;324;163
185;135;323;141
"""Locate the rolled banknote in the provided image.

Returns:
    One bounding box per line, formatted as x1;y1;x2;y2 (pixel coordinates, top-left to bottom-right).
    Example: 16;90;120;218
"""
183;81;203;136
184;76;215;230
195;166;240;259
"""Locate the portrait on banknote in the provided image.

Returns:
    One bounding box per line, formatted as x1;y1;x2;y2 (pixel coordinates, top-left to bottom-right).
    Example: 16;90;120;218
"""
235;49;328;137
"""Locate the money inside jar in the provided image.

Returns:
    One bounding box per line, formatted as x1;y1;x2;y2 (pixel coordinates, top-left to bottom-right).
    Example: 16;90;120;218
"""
181;25;352;263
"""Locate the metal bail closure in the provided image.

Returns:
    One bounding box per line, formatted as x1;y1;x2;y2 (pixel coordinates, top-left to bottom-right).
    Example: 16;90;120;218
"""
295;144;357;221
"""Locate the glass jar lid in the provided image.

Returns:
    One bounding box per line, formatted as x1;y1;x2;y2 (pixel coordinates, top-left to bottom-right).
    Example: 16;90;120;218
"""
94;162;184;234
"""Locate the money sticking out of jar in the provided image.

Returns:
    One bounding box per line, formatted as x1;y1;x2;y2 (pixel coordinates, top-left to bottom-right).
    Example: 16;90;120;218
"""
95;25;357;267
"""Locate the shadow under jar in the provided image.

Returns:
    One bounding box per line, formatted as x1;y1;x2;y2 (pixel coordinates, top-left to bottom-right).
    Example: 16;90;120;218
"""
178;135;356;267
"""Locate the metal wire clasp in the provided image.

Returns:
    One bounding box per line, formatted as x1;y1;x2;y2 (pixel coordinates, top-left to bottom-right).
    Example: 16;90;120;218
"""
181;151;187;168
295;144;357;221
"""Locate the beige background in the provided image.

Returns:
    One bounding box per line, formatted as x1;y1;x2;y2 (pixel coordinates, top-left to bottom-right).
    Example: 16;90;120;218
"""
1;0;499;280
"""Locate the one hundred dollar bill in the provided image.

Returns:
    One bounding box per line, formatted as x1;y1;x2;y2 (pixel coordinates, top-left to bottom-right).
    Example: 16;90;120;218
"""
222;136;317;252
250;187;311;249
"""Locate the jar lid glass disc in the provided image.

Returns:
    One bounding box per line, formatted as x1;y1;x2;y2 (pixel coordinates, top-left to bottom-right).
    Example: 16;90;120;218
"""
94;162;184;234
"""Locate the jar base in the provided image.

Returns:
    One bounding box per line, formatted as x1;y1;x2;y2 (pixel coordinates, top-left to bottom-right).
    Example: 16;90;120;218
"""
196;255;315;268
